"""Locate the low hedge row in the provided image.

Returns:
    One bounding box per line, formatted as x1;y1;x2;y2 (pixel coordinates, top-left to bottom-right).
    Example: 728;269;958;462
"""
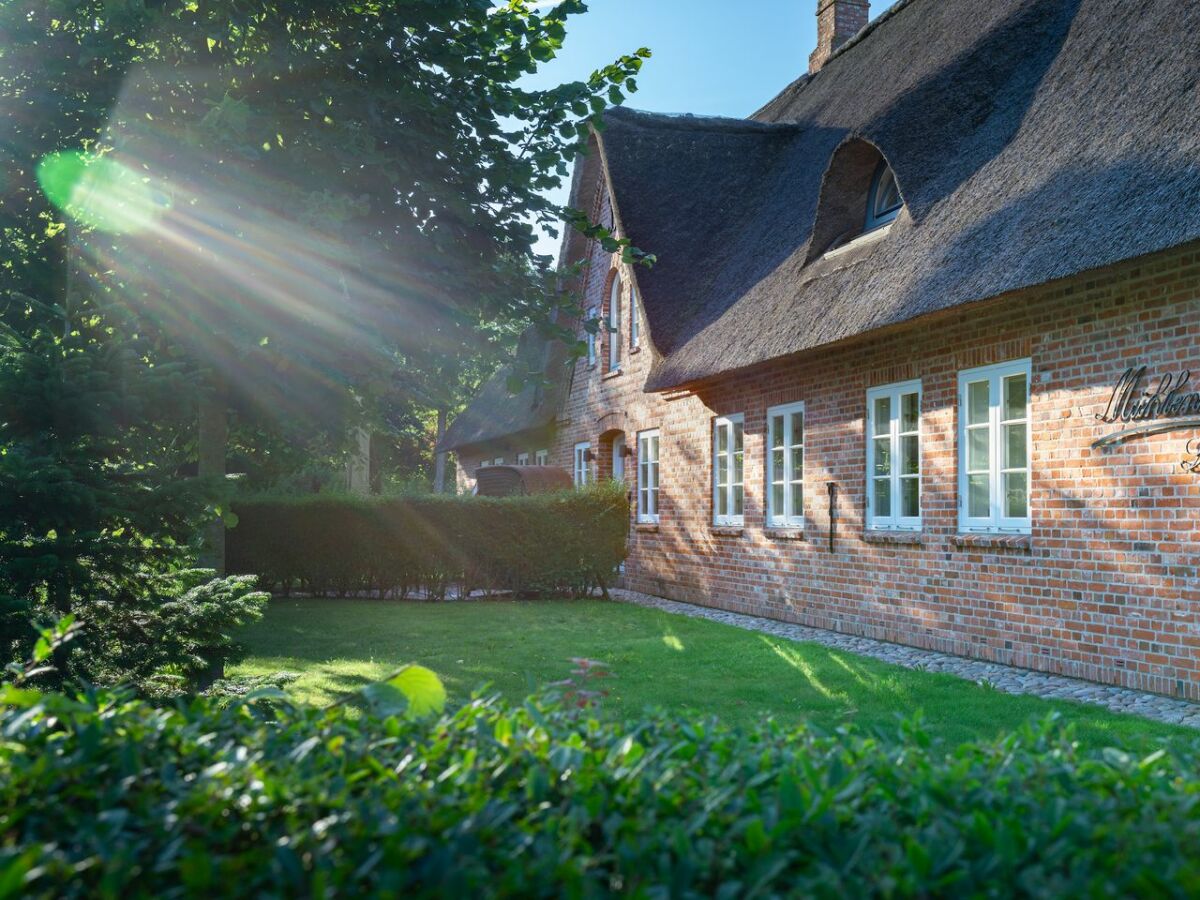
226;482;629;598
3;689;1200;897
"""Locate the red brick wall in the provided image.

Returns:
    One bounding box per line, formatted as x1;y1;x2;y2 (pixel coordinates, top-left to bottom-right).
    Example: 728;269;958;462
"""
558;183;1200;698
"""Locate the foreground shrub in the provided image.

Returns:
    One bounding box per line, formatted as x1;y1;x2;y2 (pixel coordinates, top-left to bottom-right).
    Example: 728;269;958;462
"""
3;689;1200;897
227;482;629;598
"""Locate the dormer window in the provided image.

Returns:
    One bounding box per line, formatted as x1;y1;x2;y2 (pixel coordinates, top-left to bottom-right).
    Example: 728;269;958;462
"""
805;139;905;263
865;161;902;231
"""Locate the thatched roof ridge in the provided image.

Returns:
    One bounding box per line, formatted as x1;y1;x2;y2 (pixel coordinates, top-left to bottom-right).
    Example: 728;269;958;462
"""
596;0;1200;390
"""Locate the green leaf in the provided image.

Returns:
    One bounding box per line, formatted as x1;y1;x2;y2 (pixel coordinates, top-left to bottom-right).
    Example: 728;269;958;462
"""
387;665;446;717
0;685;42;708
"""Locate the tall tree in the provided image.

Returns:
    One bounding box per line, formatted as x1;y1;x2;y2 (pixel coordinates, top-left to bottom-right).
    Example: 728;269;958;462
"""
0;0;648;633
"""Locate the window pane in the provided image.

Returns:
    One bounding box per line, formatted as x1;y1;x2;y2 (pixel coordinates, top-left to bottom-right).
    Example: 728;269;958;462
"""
716;425;728;454
873;397;891;436
967;427;989;471
900;477;919;518
968;474;990;517
900;392;919;433
874;478;891;517
791;447;804;481
1005;472;1028;518
790;482;803;517
717;462;728;487
772;483;784;517
649;488;657;516
717;488;728;517
1004;423;1027;470
1003;374;1027;421
791;412;804;446
733;421;743;452
873;437;891;476
772;449;785;480
900;435;919;476
733;485;743;517
651;464;658;489
651;436;658;460
771;416;784;449
967;380;989;425
733;450;743;485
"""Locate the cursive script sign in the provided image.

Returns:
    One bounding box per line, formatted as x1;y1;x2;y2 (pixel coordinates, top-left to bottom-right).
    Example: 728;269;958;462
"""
1096;367;1200;424
1091;367;1200;467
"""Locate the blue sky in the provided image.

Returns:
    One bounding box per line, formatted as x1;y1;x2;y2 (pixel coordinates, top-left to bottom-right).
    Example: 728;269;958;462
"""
522;0;883;255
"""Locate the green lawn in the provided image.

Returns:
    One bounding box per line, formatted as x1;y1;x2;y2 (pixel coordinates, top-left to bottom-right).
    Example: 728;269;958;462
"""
233;598;1199;752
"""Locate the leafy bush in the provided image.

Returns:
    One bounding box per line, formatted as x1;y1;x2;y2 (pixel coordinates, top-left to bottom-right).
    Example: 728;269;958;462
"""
81;571;269;693
227;482;629;598
2;687;1200;898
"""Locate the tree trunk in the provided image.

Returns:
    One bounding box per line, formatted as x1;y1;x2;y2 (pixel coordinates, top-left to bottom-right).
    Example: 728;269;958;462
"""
434;407;448;494
198;381;228;576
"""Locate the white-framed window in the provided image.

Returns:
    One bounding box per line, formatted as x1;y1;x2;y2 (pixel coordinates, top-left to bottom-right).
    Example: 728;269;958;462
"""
492;457;504;466
630;285;640;349
866;380;922;531
534;449;549;466
958;359;1032;533
637;429;660;523
608;274;622;372
766;402;804;527
516;452;530;466
712;414;744;526
585;307;597;366
573;442;591;486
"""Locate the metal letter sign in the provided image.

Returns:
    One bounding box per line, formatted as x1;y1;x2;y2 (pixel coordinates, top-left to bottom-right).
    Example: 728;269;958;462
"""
1091;366;1200;472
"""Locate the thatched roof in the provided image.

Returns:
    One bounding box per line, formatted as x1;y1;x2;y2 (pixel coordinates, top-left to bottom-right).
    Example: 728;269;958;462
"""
447;0;1200;444
439;329;566;453
599;0;1200;390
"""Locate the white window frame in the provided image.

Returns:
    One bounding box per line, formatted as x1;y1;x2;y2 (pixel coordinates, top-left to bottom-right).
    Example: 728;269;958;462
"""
712;414;745;526
958;359;1032;534
516;452;530;466
608;275;622;372
534;449;549;466
765;401;805;528
630;285;640;350
573;441;591;487
866;380;922;531
492;457;504;466
585;307;597;366
637;429;660;524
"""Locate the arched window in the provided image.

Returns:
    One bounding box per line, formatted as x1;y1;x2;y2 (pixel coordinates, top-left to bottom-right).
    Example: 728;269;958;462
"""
805;140;905;263
865;161;902;231
630;285;640;349
608;272;622;371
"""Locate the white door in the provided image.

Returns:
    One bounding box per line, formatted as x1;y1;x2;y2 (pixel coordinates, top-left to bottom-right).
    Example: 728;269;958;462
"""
612;436;625;481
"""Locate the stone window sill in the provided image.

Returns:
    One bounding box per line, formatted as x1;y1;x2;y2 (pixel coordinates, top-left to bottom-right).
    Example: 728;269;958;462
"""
630;345;642;354
634;523;660;534
951;533;1032;551
764;529;805;541
710;526;744;537
602;369;623;381
862;530;924;546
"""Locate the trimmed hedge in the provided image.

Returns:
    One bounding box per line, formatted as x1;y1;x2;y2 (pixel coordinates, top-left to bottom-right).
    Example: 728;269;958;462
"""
3;689;1200;897
226;482;629;598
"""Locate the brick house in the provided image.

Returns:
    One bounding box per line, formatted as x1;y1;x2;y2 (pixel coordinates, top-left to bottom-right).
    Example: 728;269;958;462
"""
441;0;1200;698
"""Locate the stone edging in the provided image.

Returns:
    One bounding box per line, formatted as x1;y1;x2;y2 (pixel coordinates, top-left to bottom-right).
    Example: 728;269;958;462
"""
609;589;1200;730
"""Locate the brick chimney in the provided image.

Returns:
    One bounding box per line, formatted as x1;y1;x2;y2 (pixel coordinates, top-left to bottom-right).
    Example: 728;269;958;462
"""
809;0;869;73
